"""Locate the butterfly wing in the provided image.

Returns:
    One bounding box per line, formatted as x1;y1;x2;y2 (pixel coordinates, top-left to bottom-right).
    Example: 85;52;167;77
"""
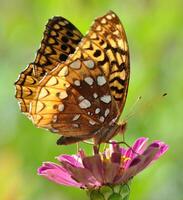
91;11;130;113
29;11;129;144
15;16;83;115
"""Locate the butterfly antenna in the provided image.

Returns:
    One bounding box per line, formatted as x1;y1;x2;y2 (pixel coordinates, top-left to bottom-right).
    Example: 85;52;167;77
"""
139;92;168;114
124;96;142;122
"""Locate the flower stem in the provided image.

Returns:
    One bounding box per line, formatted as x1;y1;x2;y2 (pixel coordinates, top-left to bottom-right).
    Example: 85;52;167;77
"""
87;184;130;200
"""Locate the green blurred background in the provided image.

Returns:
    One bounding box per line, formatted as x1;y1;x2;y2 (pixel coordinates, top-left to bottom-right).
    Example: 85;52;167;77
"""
0;0;183;199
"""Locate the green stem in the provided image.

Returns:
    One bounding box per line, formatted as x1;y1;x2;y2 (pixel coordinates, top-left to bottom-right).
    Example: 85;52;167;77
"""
87;184;131;200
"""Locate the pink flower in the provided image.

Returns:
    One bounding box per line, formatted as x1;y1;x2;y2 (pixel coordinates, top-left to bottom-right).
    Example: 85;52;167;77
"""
38;137;168;189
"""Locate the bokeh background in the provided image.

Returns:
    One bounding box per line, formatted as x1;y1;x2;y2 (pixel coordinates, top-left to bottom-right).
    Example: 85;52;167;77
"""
1;0;183;199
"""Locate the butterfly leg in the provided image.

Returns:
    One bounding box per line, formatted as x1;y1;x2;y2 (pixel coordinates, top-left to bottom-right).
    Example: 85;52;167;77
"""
94;122;127;144
57;134;93;145
119;121;127;136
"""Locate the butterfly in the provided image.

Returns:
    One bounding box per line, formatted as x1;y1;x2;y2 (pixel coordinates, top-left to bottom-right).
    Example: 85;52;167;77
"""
15;11;130;145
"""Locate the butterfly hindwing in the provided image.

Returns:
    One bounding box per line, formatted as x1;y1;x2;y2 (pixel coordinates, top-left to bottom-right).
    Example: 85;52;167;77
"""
30;58;118;135
15;16;83;115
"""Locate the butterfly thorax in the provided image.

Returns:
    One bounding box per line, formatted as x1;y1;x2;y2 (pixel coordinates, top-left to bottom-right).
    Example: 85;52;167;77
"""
93;122;120;144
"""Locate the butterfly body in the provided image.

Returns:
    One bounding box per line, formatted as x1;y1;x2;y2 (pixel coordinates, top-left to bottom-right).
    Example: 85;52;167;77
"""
15;11;130;145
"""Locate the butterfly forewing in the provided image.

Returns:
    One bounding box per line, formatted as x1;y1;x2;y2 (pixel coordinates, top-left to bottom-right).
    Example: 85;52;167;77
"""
15;16;83;115
89;11;130;112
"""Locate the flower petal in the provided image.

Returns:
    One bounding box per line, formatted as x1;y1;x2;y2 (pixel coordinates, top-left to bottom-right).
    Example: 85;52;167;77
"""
127;144;161;180
61;161;101;188
115;143;160;184
38;162;81;187
124;137;149;169
38;138;168;189
111;152;121;164
119;147;126;155
103;161;120;184
150;141;169;161
131;137;149;154
82;155;104;183
57;154;83;167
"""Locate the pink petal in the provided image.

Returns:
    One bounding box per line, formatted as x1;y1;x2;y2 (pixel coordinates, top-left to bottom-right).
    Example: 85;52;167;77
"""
124;137;149;168
57;154;83;168
103;162;120;184
126;144;161;179
119;147;127;155
82;155;104;183
115;145;159;184
150;141;169;161
38;162;81;188
131;137;149;153
61;161;101;188
111;152;121;164
115;140;168;184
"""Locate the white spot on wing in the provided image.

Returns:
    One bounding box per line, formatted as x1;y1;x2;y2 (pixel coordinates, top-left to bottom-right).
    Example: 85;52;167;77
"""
113;30;120;36
96;25;102;31
58;21;65;26
74;80;80;86
89;119;96;125
72;123;79;128
106;15;112;20
95;108;100;114
52;115;57;123
64;20;69;24
58;91;68;99
101;18;107;24
93;93;98;99
97;76;106;86
84;77;94;86
58;104;64;112
70;60;81;69
72;114;80;121
100;95;112;103
46;76;58;86
78;96;84;101
39;88;49;99
58;66;69;77
83;60;95;69
36;101;45;113
79;99;91;109
104;108;110;117
99;116;105;123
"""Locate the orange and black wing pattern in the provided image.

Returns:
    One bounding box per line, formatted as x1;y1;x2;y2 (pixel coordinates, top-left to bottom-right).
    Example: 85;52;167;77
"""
15;11;130;144
25;11;130;144
90;11;130;113
15;16;83;115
